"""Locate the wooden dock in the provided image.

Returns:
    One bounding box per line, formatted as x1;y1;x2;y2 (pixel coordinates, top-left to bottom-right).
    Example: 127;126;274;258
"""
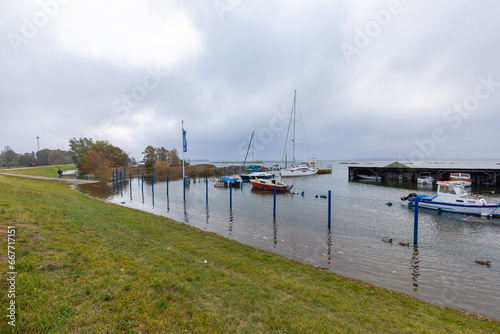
348;165;500;186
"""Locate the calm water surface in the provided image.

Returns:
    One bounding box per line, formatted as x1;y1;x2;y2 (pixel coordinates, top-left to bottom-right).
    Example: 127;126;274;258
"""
77;161;500;320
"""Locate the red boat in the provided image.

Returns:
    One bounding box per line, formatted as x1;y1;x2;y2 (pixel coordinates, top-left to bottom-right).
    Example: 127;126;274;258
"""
250;178;293;192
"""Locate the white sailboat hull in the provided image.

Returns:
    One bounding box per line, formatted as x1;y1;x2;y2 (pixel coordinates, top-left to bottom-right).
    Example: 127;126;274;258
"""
279;168;318;177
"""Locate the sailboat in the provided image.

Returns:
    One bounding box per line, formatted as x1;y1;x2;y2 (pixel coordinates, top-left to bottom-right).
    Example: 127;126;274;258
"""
279;90;319;177
240;131;274;181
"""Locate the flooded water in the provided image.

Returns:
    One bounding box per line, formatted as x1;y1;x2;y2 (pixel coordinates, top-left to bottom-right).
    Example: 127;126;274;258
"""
76;161;500;320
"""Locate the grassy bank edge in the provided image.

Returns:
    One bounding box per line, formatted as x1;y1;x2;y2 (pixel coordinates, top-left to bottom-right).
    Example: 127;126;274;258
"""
0;174;499;333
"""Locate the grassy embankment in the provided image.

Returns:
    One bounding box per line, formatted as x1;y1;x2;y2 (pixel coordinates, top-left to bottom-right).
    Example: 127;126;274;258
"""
1;173;499;333
0;164;76;178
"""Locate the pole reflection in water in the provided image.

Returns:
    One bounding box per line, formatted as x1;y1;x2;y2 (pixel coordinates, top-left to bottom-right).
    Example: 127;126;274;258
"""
141;187;144;205
273;217;277;248
183;200;189;224
327;228;332;264
166;196;170;213
152;191;155;209
205;203;210;228
411;245;420;292
130;181;132;201
228;209;234;235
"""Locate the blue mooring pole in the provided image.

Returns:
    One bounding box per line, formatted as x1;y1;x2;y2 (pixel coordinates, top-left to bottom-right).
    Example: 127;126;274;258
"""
112;171;115;183
273;185;277;217
167;170;169;196
230;184;233;209
141;173;144;191
183;177;186;199
129;172;131;184
205;168;208;204
328;190;331;229
413;197;419;245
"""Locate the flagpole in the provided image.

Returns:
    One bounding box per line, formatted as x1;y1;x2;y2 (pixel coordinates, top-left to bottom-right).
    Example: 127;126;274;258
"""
182;121;185;180
182;120;185;199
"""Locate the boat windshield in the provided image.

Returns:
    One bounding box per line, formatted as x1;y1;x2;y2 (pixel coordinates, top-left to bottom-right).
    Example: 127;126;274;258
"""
455;185;468;196
439;184;467;195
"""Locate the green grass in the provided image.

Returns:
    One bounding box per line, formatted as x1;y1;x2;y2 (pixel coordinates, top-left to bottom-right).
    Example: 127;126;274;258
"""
0;164;76;178
0;175;499;333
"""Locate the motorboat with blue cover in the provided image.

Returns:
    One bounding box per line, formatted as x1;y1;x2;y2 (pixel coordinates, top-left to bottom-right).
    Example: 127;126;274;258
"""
401;181;500;218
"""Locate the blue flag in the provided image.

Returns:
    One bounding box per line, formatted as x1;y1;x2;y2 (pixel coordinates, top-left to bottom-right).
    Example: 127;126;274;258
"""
182;128;187;152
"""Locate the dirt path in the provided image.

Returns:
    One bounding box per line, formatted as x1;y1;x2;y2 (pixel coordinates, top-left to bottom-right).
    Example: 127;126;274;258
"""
0;173;98;184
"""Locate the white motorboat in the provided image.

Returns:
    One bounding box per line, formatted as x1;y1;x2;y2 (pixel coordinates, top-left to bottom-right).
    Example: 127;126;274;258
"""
401;181;499;218
240;171;274;181
449;172;472;187
357;174;382;181
417;176;434;184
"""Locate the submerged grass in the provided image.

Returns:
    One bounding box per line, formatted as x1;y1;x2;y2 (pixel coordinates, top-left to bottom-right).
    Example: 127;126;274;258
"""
0;174;499;333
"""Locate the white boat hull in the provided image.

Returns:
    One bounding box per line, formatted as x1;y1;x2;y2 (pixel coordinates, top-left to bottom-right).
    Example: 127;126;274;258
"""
357;174;382;181
410;199;500;217
279;168;318;177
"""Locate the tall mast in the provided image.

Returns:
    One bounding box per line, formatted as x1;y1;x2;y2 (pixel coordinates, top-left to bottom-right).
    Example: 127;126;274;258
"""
282;89;297;164
242;131;254;168
182;120;185;180
292;89;297;164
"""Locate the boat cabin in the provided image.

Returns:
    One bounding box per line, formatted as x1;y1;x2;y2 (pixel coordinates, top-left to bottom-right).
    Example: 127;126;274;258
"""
435;181;486;204
437;182;468;196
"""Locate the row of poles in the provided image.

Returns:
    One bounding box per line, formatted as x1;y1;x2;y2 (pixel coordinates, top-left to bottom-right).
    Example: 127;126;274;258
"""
112;167;335;230
112;167;421;244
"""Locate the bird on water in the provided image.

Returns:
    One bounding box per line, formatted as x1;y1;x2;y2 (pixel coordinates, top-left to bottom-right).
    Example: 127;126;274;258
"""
475;260;491;267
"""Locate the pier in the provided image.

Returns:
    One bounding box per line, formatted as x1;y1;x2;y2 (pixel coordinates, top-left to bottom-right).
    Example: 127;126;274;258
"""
348;164;500;186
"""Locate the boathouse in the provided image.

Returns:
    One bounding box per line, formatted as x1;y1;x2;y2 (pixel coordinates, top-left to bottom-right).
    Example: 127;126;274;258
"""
348;161;500;186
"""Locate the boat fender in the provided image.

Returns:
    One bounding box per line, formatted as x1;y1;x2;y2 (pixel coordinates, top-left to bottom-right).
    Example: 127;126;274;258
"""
386;202;393;206
315;195;318;198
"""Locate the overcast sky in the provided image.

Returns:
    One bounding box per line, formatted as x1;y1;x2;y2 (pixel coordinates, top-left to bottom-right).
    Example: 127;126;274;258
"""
1;0;499;162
